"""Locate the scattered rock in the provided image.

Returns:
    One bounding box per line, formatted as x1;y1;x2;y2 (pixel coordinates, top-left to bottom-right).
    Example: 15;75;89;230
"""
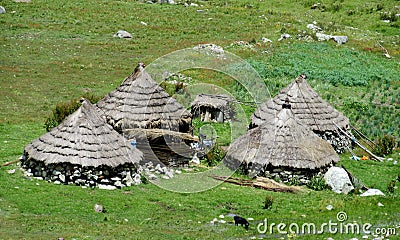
230;40;256;50
360;189;385;197
140;21;148;26
193;43;224;55
307;23;322;32
278;33;291;41
261;37;272;43
377;202;384;207
158;0;175;4
326;205;334;210
113;30;132;39
98;184;116;190
316;32;332;41
7;169;16;174
94;204;104;212
189;155;201;165
165;169;174;179
316;32;348;44
331;36;348;45
0;6;5;14
147;173;158;180
310;3;321;9
324;167;354;194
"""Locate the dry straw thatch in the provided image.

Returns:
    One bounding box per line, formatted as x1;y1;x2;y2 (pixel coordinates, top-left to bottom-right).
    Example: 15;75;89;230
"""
225;105;340;175
97;63;192;133
250;75;349;132
24;99;142;168
191;94;234;122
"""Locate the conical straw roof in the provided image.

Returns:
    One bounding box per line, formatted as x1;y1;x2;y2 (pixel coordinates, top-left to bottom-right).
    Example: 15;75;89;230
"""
97;63;191;132
251;75;349;132
226;106;340;172
24;99;142;167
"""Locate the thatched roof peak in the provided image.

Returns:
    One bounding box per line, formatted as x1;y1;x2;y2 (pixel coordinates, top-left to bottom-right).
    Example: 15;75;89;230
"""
251;75;349;132
97;63;191;132
24;99;143;167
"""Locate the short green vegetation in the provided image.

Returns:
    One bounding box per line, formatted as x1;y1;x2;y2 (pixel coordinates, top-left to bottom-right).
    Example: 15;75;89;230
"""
1;0;399;239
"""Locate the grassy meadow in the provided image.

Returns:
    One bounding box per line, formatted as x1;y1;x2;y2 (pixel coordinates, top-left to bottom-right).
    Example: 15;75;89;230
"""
1;0;399;239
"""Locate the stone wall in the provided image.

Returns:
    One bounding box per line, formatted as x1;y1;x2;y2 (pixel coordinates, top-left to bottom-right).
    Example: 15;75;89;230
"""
21;157;141;189
316;130;352;154
242;163;331;186
20;156;180;189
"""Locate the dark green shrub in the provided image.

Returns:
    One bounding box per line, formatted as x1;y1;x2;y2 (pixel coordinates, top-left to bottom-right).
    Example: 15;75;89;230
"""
44;94;102;131
376;4;384;11
289;176;300;186
387;179;396;194
307;175;328;191
374;134;397;156
263;195;275;209
204;144;226;167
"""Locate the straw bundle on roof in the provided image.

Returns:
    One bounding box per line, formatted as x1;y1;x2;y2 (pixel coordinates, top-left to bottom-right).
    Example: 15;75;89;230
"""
97;63;192;133
24;99;142;168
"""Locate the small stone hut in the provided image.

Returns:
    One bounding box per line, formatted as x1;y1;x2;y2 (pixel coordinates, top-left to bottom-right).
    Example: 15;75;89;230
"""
22;99;143;188
225;104;340;184
250;75;351;153
190;94;234;123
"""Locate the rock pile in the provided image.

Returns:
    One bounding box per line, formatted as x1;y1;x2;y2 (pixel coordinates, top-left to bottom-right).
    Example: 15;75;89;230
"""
306;22;348;45
140;161;175;180
193;43;225;55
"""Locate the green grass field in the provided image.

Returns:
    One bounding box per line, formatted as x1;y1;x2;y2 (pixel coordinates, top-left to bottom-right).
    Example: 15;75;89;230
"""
1;0;399;239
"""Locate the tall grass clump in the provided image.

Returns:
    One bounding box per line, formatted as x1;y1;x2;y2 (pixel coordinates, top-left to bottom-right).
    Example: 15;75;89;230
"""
44;94;102;131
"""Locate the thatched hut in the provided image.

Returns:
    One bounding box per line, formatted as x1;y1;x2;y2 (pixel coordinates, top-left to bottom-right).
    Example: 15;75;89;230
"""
191;94;234;123
97;63;194;166
225;103;340;184
250;75;351;153
22;99;143;188
96;63;192;133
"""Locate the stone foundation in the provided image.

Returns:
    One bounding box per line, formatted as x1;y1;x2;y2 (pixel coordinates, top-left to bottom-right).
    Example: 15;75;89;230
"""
21;157;141;189
241;164;331;186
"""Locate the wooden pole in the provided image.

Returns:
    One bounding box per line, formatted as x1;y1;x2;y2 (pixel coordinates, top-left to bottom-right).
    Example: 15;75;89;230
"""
0;159;19;167
333;122;384;161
